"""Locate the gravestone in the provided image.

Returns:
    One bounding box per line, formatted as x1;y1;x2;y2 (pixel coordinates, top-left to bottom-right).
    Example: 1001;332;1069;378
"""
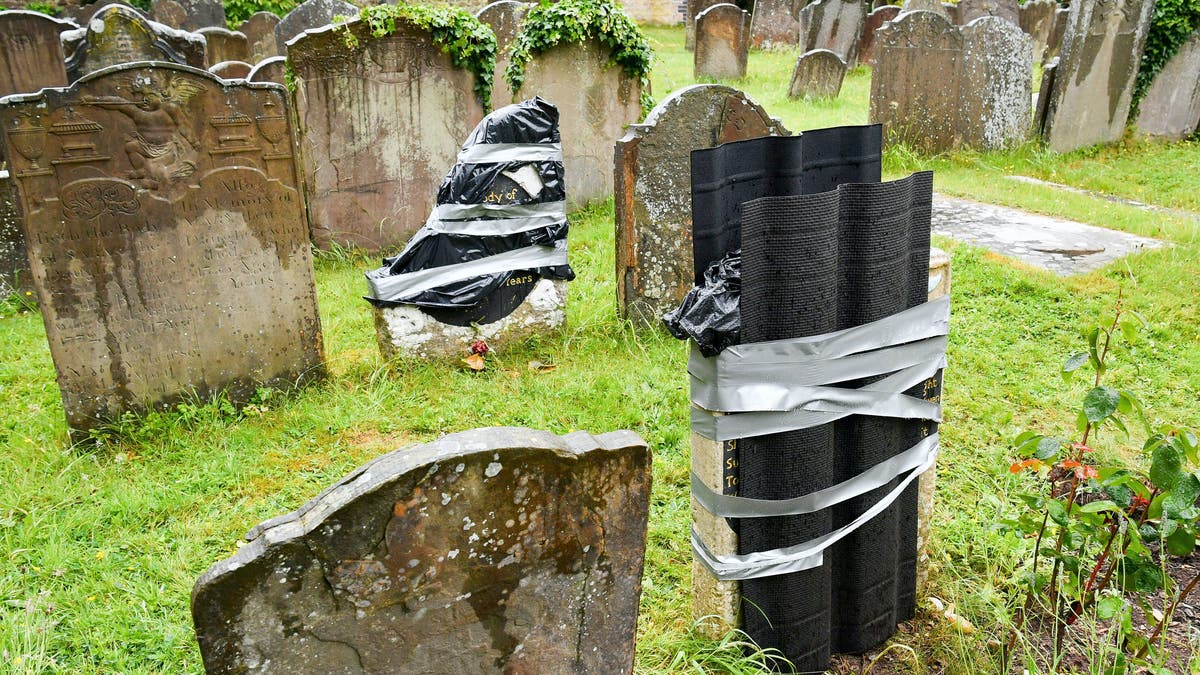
0;62;326;439
942;1;958;24
275;0;357;47
859;5;900;65
511;39;642;209
614;85;787;325
209;60;253;79
899;0;948;19
1041;0;1156;153
869;11;1031;152
694;4;750;80
0;10;74;165
749;0;801;48
151;0;224;31
1136;31;1200;141
61;4;206;82
799;0;867;66
197;27;249;66
787;48;848;99
247;55;286;84
192;427;652;674
475;1;531;113
238;12;283;64
289;20;485;250
686;0;725;50
1044;6;1068;63
620;0;685;25
1034;58;1057;135
1018;0;1056;61
0;170;28;297
956;0;1017;25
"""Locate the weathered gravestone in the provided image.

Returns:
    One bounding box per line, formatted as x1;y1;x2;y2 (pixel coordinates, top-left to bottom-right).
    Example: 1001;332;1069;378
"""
620;0;685;25
614;85;787;325
209;60;253;79
0;63;325;439
956;0;1018;26
197;27;249;66
694;4;750;80
0;10;74;166
870;12;1032;152
275;0;357;48
150;0;224;31
238;12;283;64
61;4;206;82
511;40;643;209
192;427;653;674
799;0;868;66
749;0;801;49
1018;0;1057;61
1041;0;1155;153
686;0;726;50
289;19;485;250
1044;6;1069;63
1136;31;1200;141
475;1;531;113
788;48;848;99
899;0;948;19
247;55;286;84
859;5;900;65
0;171;28;297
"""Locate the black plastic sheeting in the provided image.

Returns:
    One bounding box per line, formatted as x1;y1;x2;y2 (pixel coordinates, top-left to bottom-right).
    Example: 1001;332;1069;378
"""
662;251;741;357
364;97;574;327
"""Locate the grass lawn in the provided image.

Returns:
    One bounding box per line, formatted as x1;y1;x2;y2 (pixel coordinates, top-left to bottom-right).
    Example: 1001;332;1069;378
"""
3;24;1199;674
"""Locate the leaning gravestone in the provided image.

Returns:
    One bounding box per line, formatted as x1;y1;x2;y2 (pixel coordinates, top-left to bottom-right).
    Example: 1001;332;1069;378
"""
209;60;253;79
686;0;726;50
956;0;1018;26
749;0;801;48
193;427;652;674
1042;0;1155;153
694;4;751;80
61;4;206;81
247;55;286;84
1018;0;1056;61
859;5;900;65
511;39;642;209
150;0;224;31
788;48;848;99
0;62;326;439
275;0;357;47
475;1;531;114
1136;31;1200;141
870;12;1032;152
238;12;282;64
614;85;787;325
289;19;486;249
197;27;250;66
799;0;868;66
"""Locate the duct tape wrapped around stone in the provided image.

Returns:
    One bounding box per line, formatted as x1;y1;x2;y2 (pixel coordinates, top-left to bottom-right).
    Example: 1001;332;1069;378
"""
364;97;575;326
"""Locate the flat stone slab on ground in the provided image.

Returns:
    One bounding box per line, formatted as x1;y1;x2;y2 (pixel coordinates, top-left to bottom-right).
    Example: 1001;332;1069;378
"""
931;195;1165;275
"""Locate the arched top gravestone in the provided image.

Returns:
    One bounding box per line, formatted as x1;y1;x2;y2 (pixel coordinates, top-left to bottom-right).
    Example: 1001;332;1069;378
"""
197;27;249;66
859;5;900;65
749;0;801;49
238;12;283;64
0;11;74;98
694;3;751;80
0;62;325;439
686;0;727;50
275;0;357;47
788;48;848;99
61;4;206;82
247;55;286;84
799;0;868;66
615;85;787;324
288;19;486;250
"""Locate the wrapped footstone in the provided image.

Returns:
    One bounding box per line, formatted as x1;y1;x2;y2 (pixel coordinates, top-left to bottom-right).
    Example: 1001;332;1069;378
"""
192;427;652;674
365;98;574;359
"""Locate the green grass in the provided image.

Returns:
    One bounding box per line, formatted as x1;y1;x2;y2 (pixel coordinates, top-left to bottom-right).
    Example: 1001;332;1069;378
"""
3;25;1200;674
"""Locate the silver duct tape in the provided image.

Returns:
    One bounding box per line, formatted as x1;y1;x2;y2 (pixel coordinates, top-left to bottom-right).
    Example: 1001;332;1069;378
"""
365;241;568;303
434;200;567;221
692;435;939;518
927;272;944;294
692;437;939;581
456;142;563;164
424;212;565;236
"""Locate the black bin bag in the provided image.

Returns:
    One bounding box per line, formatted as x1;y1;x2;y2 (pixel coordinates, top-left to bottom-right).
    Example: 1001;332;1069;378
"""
364;97;575;326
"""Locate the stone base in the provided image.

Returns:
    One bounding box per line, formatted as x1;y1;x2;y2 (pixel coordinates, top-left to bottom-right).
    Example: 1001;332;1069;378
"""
374;279;567;360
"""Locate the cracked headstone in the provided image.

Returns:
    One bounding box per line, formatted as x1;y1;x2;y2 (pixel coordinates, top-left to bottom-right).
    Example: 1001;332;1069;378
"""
694;3;751;80
275;0;357;47
238;12;283;64
615;85;787;325
197;27;249;66
749;0;801;48
475;1;532;114
150;0;224;31
859;5;900;65
0;62;326;440
788;48;848;99
1135;31;1200;141
61;4;206;81
192;427;652;675
798;0;867;66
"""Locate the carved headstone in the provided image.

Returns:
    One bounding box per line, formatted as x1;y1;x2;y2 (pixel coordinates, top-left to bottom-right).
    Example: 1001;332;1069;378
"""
869;11;1032;151
510;39;642;209
151;0;224;31
899;0;948;19
475;1;531;113
957;0;1018;25
799;0;867;66
614;85;787;324
209;60;253;79
238;12;283;64
859;5;900;65
1019;0;1058;62
694;4;750;80
247;55;286;84
289;20;485;250
0;63;326;439
61;4;206;82
749;0;801;48
275;0;358;47
0;11;74;165
1136;31;1200;141
686;0;726;50
197;27;249;66
788;48;848;99
1041;0;1156;153
192;427;652;674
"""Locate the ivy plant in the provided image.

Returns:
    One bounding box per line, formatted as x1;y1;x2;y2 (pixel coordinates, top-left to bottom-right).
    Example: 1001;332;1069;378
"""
222;0;298;27
1134;0;1200;111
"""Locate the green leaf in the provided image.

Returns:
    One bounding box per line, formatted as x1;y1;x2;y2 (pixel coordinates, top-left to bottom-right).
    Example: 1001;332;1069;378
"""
1083;386;1121;423
1062;351;1089;378
1163;474;1200;518
1034;437;1061;460
1161;518;1178;538
1096;594;1125;620
1047;498;1068;526
1105;483;1134;508
1150;443;1184;491
1166;528;1196;556
1079;500;1119;514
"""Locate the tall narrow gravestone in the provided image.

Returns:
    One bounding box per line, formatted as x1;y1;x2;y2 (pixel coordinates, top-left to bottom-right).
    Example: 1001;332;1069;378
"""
475;0;531;113
192;427;653;674
694;4;751;80
1041;0;1155;153
288;19;486;250
238;12;283;64
615;85;787;325
799;0;868;66
1136;31;1200;141
749;0;801;49
0;63;326;439
61;4;206;81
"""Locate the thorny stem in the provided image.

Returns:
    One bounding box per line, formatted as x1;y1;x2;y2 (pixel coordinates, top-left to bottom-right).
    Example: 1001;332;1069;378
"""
1006;510;1051;659
1136;568;1200;659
